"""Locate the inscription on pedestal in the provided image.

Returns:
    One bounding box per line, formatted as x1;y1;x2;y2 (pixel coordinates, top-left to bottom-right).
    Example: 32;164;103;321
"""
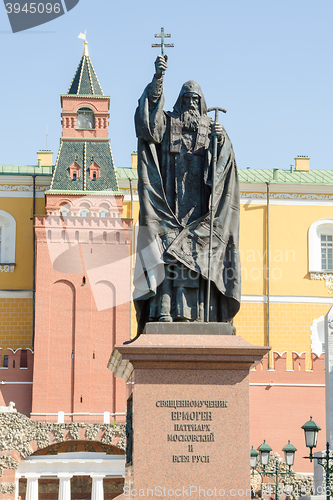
156;399;228;463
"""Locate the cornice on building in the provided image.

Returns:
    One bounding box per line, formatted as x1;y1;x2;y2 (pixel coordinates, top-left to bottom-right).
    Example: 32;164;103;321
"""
0;176;51;186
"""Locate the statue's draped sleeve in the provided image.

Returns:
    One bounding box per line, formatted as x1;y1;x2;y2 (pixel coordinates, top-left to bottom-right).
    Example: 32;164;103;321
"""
135;77;166;144
133;82;181;310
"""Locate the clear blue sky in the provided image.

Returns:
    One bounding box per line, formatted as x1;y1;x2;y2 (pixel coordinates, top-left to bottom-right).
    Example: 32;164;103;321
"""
0;0;332;170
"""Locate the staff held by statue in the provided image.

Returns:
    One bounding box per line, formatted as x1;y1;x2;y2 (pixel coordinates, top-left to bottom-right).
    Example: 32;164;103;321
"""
206;107;226;322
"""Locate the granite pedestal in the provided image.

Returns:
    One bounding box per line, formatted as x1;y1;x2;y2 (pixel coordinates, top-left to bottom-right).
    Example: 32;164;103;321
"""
109;324;270;500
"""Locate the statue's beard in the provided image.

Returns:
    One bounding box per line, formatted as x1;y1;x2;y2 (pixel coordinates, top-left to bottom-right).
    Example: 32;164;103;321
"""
181;109;200;131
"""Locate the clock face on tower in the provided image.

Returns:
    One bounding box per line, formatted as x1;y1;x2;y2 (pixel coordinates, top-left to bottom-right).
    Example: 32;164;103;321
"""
77;107;95;129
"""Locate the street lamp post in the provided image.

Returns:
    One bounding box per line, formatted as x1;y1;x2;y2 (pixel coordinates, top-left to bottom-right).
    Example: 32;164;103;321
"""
251;446;259;470
259;440;272;472
302;416;333;500
251;440;296;500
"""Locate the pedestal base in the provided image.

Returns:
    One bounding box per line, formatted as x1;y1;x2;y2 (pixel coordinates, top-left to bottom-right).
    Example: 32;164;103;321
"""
109;327;270;500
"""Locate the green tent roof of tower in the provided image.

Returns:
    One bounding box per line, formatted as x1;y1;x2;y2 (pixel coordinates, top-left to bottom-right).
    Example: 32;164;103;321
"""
67;51;104;96
49;141;119;193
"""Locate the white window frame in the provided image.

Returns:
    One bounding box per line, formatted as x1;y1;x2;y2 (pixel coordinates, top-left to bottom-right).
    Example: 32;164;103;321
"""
320;234;333;272
309;218;333;273
0;210;16;264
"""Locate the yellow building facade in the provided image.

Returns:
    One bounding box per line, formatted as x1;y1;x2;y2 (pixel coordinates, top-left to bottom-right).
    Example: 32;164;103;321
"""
0;153;52;361
237;158;333;369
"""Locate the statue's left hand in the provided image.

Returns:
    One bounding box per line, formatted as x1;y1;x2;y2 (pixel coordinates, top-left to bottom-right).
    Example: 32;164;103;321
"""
211;122;224;139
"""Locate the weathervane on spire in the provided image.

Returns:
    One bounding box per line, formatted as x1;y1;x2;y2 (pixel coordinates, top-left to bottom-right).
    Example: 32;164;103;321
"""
152;27;174;61
78;31;89;57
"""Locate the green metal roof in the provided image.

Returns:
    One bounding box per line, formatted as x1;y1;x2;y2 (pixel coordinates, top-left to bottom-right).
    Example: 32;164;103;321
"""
0;165;53;175
115;167;333;186
1;163;333;187
115;167;138;180
238;168;333;185
68;53;104;96
49;140;118;192
45;190;121;196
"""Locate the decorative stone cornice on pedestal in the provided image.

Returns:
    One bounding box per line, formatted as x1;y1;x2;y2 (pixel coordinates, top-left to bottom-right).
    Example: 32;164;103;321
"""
110;327;270;500
109;330;270;382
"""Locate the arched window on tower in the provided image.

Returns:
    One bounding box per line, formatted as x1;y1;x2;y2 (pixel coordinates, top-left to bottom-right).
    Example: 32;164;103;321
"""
59;202;71;217
99;203;110;218
79;202;90;218
76;107;95;130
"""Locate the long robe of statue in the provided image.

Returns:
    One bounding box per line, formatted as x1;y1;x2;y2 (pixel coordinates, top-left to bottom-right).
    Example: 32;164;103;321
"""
133;57;241;334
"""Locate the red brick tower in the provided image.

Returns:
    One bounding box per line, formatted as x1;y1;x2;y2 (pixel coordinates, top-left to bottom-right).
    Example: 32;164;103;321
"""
32;38;132;422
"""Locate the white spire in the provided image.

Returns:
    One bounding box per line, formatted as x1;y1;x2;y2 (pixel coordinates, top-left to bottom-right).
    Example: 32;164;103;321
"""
78;31;89;57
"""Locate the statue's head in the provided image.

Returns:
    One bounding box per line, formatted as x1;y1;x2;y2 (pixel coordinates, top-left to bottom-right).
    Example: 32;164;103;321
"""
173;80;207;116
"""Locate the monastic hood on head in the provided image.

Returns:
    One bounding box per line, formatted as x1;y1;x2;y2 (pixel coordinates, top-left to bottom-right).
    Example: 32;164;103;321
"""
173;80;208;115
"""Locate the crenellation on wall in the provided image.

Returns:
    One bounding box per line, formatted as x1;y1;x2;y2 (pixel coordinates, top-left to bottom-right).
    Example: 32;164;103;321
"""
250;352;325;381
5;349;33;377
0;349;33;415
292;351;307;371
236;302;330;370
273;351;287;371
311;352;325;372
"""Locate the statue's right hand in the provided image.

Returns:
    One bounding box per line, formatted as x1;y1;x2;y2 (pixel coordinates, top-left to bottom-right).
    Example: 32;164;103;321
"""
155;55;167;78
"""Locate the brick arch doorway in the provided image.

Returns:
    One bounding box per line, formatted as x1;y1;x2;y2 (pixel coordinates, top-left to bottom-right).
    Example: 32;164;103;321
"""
16;440;125;500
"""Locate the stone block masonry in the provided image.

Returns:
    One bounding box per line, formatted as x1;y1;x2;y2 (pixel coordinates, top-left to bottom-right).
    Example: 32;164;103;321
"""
0;412;126;500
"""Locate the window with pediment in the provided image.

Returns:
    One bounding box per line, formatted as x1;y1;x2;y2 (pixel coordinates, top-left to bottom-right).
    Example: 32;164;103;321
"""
89;162;100;180
69;162;81;180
